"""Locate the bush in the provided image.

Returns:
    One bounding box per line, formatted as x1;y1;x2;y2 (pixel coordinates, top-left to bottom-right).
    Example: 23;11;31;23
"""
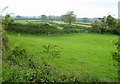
2;46;101;83
7;22;92;35
7;22;60;35
91;22;110;34
2;46;78;82
2;33;9;51
61;24;91;34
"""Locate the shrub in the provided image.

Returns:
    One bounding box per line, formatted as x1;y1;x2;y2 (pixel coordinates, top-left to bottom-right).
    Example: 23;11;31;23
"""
2;45;101;83
7;21;92;35
7;22;60;35
62;24;91;33
91;22;110;34
2;46;77;82
42;44;61;61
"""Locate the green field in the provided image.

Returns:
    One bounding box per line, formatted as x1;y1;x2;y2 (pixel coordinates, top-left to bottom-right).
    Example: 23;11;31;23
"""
15;20;91;28
7;32;118;81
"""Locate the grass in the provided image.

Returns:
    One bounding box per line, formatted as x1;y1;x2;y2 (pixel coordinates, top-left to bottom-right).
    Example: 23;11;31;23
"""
53;21;91;27
15;20;91;27
7;32;118;81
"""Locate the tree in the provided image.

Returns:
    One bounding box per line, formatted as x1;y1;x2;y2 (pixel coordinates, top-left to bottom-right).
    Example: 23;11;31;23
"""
106;15;117;28
61;11;76;25
106;15;117;33
91;16;109;33
82;17;90;22
41;15;47;21
91;15;117;34
48;15;54;23
2;14;14;30
15;15;23;20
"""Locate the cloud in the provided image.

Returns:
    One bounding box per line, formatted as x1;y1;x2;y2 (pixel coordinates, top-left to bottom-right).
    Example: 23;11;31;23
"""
0;0;119;18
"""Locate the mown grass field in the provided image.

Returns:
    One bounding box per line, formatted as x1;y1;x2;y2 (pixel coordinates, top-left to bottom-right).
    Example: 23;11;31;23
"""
15;20;91;28
7;32;118;81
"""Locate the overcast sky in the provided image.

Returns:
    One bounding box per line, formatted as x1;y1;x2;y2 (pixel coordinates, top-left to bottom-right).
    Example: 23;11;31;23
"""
0;0;119;18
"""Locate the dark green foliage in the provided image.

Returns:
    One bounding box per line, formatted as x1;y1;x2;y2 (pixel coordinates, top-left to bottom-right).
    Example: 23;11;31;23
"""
2;46;36;82
62;24;91;33
3;46;35;69
2;33;9;51
91;22;110;34
91;15;118;34
7;21;92;35
116;22;120;35
8;22;59;35
2;45;101;83
112;38;120;82
112;41;119;62
2;14;14;30
2;46;74;82
112;21;120;82
106;15;117;29
61;11;76;25
2;14;12;51
41;15;48;21
82;17;91;22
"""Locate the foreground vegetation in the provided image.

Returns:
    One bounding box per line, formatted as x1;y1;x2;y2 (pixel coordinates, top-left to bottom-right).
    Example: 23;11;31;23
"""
2;32;117;82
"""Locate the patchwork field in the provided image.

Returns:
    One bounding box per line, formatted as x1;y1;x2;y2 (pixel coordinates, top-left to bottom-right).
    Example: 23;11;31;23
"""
7;32;118;81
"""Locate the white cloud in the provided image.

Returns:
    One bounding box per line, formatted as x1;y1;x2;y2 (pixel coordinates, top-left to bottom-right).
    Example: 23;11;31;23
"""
0;0;119;18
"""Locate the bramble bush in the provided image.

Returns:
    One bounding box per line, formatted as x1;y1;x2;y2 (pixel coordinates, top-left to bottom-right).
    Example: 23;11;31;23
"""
2;45;101;83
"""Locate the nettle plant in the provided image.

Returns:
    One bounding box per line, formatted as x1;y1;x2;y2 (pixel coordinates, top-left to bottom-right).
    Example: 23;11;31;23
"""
42;44;61;61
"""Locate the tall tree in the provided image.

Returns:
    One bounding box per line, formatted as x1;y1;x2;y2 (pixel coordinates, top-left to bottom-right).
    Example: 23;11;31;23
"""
61;11;76;25
41;15;47;21
106;15;117;30
48;15;54;22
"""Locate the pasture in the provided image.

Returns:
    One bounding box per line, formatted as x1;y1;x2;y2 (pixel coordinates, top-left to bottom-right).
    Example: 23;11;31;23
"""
15;20;91;28
7;32;118;81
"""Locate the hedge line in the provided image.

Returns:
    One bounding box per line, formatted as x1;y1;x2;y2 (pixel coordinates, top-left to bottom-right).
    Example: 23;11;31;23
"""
7;22;91;35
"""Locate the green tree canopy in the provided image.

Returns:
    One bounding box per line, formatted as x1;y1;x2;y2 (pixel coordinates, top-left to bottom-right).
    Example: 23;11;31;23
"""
106;15;117;29
82;17;90;22
2;14;14;30
48;15;54;22
61;11;76;25
41;15;47;21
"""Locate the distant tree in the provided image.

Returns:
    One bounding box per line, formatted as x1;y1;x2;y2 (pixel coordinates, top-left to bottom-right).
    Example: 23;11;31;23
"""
91;16;109;33
106;15;117;28
82;17;90;22
48;15;54;22
106;15;117;33
15;15;23;20
61;11;76;25
41;15;47;21
91;15;117;34
99;16;106;23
